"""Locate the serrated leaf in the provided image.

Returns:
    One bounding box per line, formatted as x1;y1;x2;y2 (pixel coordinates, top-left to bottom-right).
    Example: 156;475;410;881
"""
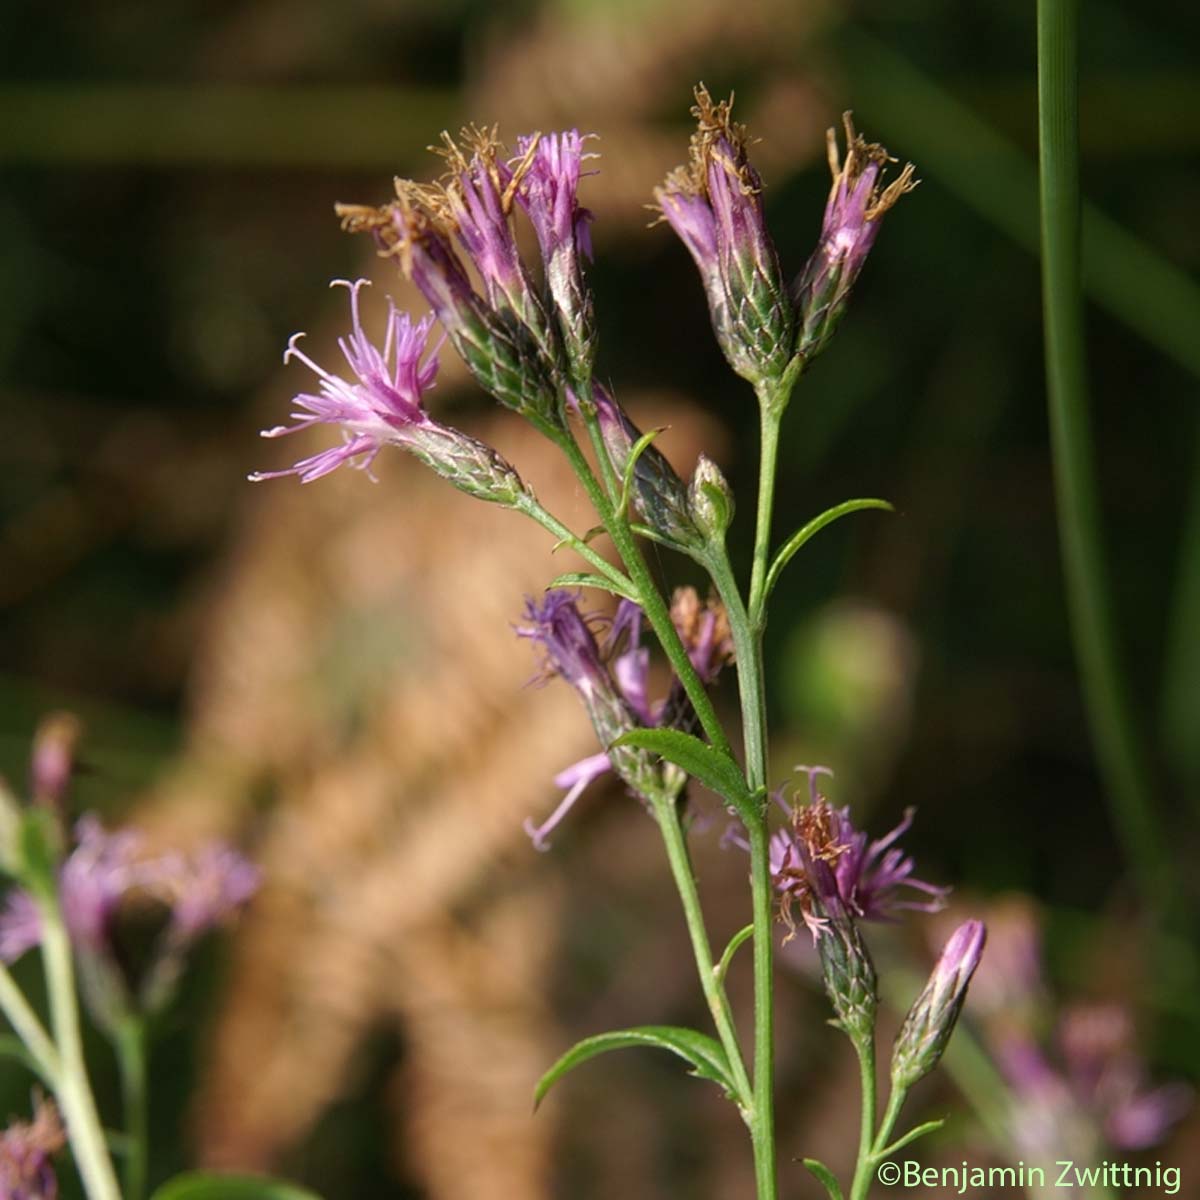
535;1025;737;1109
610;728;755;822
801;1158;845;1200
764;499;894;603
149;1173;325;1200
548;572;639;603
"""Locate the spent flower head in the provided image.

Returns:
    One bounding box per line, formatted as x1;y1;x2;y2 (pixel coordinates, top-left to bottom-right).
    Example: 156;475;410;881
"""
655;86;795;387
769;767;948;942
0;1095;64;1200
793;114;916;364
251;279;527;504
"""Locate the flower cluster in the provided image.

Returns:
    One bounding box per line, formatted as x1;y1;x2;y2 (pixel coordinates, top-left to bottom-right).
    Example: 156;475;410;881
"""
518;588;732;849
656;88;915;390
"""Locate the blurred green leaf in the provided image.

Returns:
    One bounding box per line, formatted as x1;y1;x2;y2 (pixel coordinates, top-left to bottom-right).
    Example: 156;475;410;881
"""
534;1025;736;1108
150;1173;324;1200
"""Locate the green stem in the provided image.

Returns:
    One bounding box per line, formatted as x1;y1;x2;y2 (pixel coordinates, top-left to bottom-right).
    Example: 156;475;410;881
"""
39;910;122;1200
0;961;60;1084
513;492;635;592
556;421;735;759
652;796;753;1110
848;1038;878;1200
116;1017;148;1200
749;402;783;628
1037;0;1172;915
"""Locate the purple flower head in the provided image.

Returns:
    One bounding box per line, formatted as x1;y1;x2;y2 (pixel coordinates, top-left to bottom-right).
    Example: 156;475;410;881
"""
28;713;81;810
435;126;533;318
153;843;261;945
0;892;41;965
337;187;564;427
0;1096;64;1200
514;130;598;380
518;590;614;702
250;279;440;484
519;590;734;850
58;816;146;952
794;114;916;363
655;86;794;386
1058;1005;1192;1151
769;767;948;942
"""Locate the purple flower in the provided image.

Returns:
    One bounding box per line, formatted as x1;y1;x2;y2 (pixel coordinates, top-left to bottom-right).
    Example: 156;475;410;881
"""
519;590;733;849
338;190;563;427
1058;1006;1192;1151
0;1096;64;1200
655;87;794;386
437;128;536;320
0;892;41;965
250;279;439;484
793;114;916;363
251;280;527;503
514;130;597;380
151;843;262;945
769;768;948;941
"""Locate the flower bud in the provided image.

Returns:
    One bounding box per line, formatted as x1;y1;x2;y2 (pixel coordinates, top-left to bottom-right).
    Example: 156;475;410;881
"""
815;901;879;1049
687;454;734;543
29;712;81;810
793;114;916;366
891;919;986;1091
592;388;702;550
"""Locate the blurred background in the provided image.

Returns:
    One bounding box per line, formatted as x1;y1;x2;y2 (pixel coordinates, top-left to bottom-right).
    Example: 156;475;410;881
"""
1;0;1198;1195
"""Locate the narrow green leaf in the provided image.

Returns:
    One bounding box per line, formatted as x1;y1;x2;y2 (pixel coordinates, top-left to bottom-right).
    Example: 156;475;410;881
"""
714;924;753;985
801;1158;845;1200
610;728;755;822
547;572;639;604
616;427;665;522
150;1173;325;1200
764;499;894;602
535;1025;736;1108
17;809;61;899
878;1116;946;1157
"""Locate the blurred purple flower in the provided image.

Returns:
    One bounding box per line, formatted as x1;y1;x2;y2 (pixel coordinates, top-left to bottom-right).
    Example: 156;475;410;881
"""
152;843;262;945
250;279;440;484
0;892;41;965
0;1096;64;1200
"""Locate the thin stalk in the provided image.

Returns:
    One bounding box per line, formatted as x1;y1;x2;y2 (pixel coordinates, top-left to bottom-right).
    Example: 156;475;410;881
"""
1037;0;1172;914
0;962;60;1084
749;403;783;628
848;1039;878;1200
39;912;121;1200
652;796;753;1110
513;492;635;592
116;1017;149;1200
